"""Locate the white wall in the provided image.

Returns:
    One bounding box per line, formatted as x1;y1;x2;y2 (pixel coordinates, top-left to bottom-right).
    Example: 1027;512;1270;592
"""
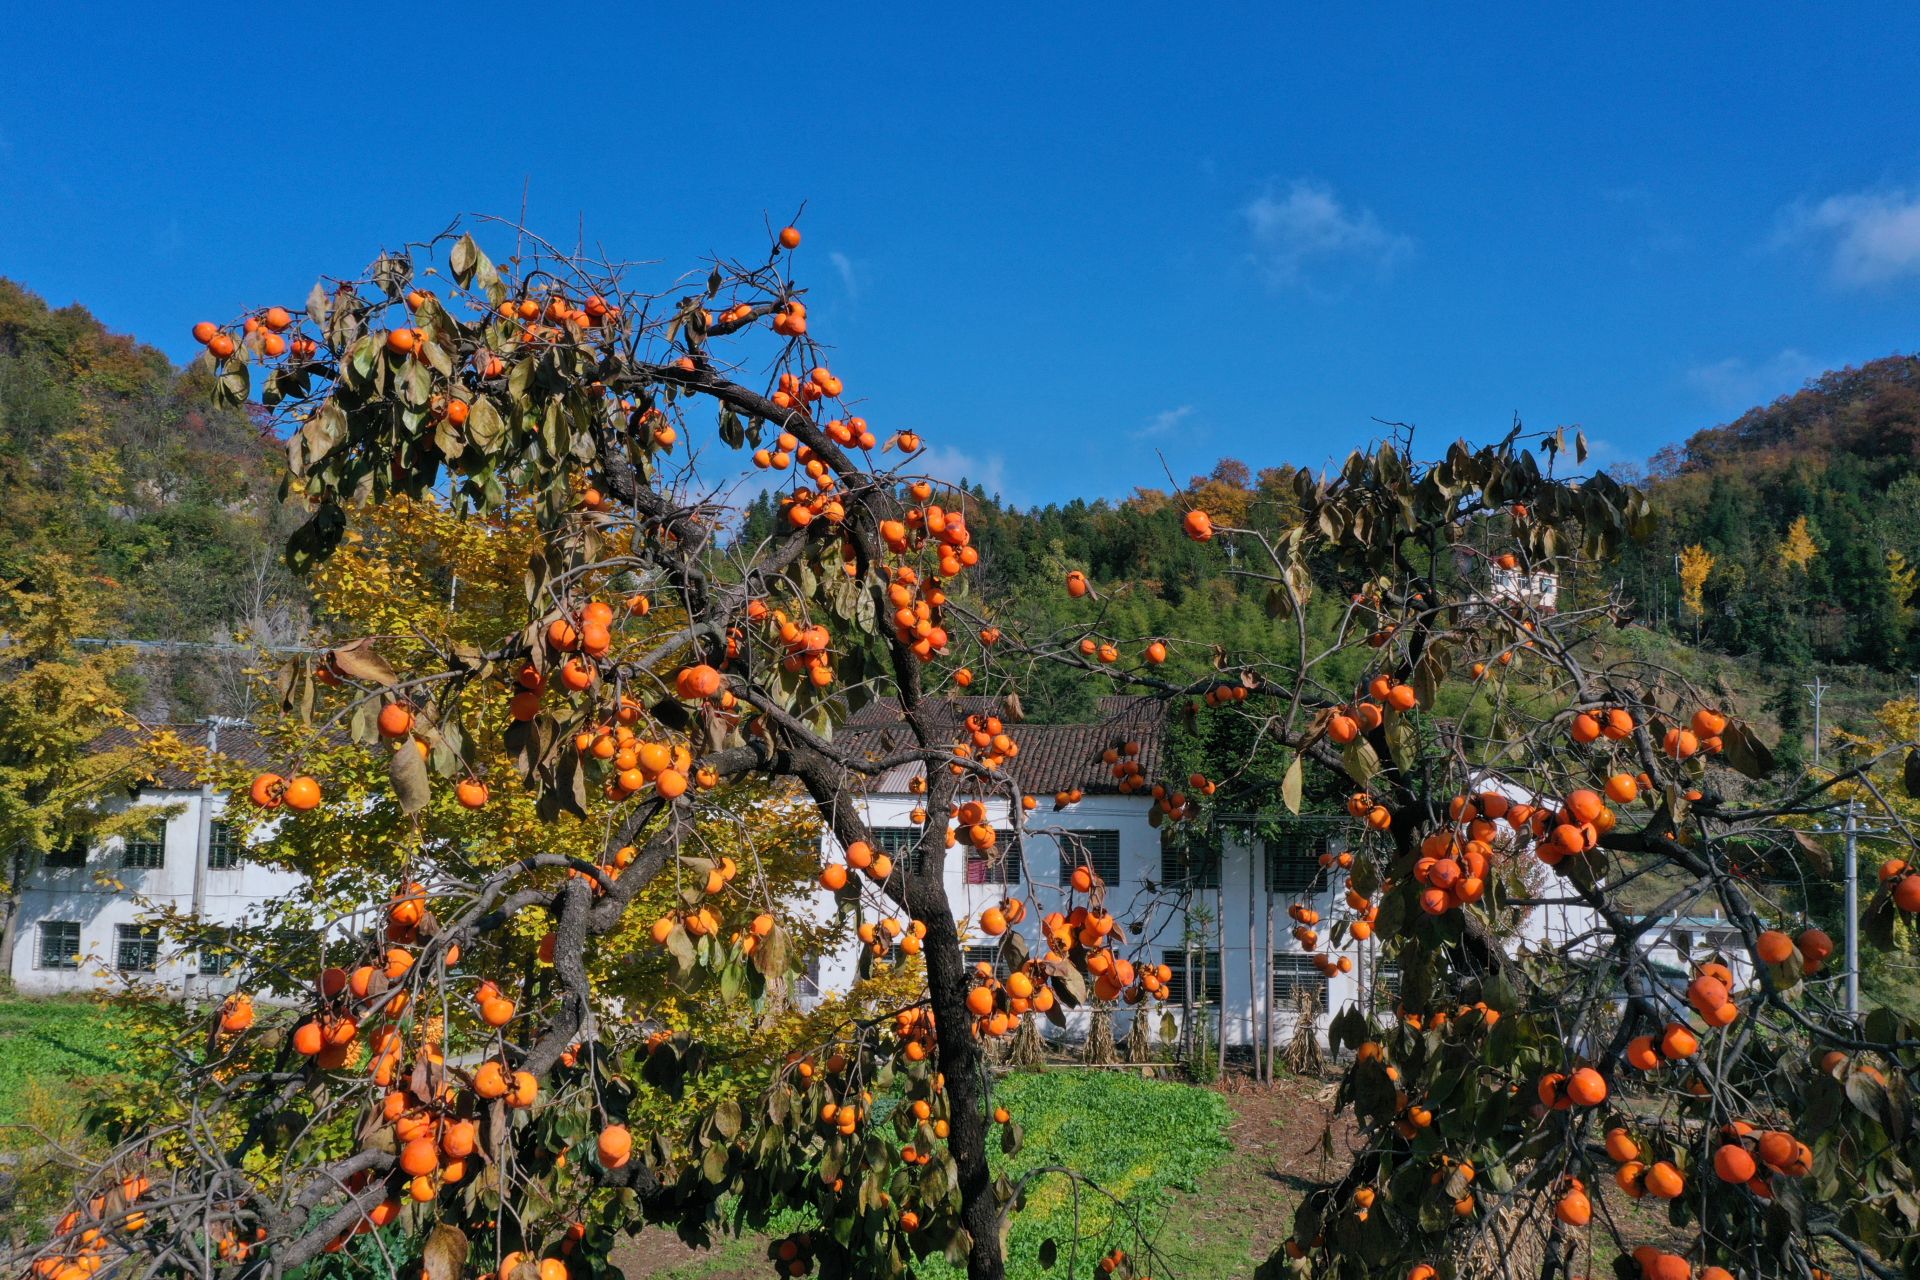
806;795;1373;1049
8;789;303;998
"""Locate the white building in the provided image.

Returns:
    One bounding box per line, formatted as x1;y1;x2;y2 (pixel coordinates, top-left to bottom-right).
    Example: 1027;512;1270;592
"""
808;699;1762;1052
807;697;1374;1049
1489;566;1559;612
5;724;302;999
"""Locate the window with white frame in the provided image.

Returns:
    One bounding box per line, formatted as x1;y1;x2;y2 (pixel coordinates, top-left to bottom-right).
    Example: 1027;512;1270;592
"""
116;924;160;973
868;826;925;871
1160;948;1222;1005
965;836;1021;884
198;930;236;976
207;820;242;869
39;921;81;969
963;944;1011;978
44;838;87;869
1271;953;1330;1008
121;821;166;870
1160;830;1221;889
1060;829;1120;884
1263;824;1324;892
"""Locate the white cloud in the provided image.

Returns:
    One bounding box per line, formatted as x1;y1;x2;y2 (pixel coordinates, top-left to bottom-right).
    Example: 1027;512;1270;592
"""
1685;348;1829;414
903;444;1010;502
1242;178;1411;289
1777;189;1920;287
1133;405;1195;440
827;251;860;300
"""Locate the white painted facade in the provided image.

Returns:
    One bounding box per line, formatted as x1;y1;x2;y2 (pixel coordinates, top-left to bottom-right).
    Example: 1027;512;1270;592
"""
808;785;1761;1051
6;786;303;998
807;791;1373;1049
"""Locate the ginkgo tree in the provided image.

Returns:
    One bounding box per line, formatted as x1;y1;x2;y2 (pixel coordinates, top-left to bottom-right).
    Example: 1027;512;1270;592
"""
25;217;1920;1280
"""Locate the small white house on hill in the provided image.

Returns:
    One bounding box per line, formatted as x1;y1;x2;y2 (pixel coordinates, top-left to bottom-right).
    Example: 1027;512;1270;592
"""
5;724;302;999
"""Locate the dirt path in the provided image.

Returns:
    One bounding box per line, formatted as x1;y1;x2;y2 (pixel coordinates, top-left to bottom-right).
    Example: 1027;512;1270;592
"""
1144;1074;1351;1275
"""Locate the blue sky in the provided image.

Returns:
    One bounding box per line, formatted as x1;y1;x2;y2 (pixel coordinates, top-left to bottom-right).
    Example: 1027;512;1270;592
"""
4;4;1917;506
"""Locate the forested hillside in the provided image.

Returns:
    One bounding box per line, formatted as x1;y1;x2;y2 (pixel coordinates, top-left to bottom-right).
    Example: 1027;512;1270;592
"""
0;280;298;717
1616;354;1920;671
8;271;1915;735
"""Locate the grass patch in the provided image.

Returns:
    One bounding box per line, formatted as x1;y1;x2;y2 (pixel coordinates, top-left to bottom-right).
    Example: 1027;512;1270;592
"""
914;1070;1232;1280
0;995;141;1128
633;1070;1232;1280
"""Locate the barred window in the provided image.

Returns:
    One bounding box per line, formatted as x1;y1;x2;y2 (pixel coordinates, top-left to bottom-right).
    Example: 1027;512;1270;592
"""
198;931;236;977
207;820;241;869
116;924;160;973
39;921;81;969
965;837;1021;885
44;838;88;869
1264;824;1324;893
963;944;1011;979
868;826;925;872
1160;948;1222;1005
1160;830;1221;889
1060;829;1121;885
121;822;166;870
1272;953;1331;1008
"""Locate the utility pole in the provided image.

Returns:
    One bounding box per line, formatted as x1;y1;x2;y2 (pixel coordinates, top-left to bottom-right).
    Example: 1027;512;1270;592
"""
188;715;248;1008
1805;675;1829;767
1844;800;1860;1017
1672;552;1683;633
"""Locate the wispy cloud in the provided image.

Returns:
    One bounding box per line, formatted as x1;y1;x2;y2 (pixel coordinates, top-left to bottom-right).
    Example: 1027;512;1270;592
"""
827;251;860;300
1133;405;1195;440
1776;188;1920;287
1242;178;1411;290
908;444;1010;503
1685;348;1828;414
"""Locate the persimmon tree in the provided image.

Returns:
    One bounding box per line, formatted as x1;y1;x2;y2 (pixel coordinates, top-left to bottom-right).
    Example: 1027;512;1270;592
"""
25;216;1920;1280
25;220;1203;1280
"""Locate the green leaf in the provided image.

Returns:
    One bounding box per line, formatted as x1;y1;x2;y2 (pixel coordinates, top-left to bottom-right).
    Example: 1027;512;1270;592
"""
467;396;506;452
421;1226;469;1280
666;923;695;975
450;234;480;286
1340;738;1381;787
435;417;464;462
329;639;398;685
214;361;250;408
389;741;431;815
701;1143;728;1183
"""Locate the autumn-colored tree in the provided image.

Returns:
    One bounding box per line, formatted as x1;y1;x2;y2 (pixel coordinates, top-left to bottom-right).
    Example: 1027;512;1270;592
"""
1678;542;1715;617
28;220;1920;1280
0;553;147;970
1887;549;1916;626
1780;515;1820;574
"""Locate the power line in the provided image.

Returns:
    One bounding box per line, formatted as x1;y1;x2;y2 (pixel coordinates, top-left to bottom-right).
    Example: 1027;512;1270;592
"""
73;636;321;656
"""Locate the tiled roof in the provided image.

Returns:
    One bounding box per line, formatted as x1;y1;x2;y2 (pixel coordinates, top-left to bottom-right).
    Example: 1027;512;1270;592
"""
837;696;1168;797
91;723;278;791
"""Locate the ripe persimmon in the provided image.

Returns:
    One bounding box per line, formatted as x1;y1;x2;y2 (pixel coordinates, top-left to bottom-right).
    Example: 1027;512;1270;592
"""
597;1124;632;1168
283;776;322;811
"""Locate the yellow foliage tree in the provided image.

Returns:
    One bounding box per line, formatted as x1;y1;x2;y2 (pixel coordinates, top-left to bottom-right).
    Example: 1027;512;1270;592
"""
143;494;854;1126
0;554;149;965
1780;514;1820;572
1677;543;1715;616
1889;548;1918;623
